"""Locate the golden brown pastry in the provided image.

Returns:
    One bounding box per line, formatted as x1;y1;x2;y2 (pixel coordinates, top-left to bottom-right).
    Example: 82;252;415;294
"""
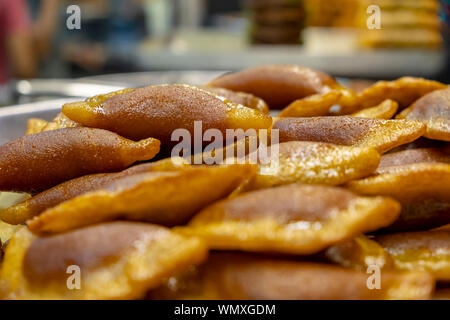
247;141;380;189
62;84;272;144
375;230;450;281
347;148;450;231
1;157;189;225
181;184;400;255
27;163;257;235
40;112;81;132
324;235;394;271
350;99;398;119
199;86;269;114
207;65;354;109
396;88;450;141
355;77;446;110
0;222;208;299
278;91;342;117
0;127;160;193
149;253;433;300
378;146;450;169
273;117;425;154
387;137;448;153
25;118;48;135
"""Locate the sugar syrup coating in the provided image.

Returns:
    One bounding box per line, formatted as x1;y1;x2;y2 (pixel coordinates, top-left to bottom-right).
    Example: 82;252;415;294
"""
182;184;400;255
62;84;272;144
27;163;257;235
273;116;426;153
0;127;160;193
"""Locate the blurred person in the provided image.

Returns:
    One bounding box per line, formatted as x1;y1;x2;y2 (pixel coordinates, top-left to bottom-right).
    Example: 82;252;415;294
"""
0;0;59;104
0;0;59;82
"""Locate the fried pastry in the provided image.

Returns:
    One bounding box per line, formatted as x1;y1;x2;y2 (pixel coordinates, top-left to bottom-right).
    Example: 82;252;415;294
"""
396;88;450;141
149;253;433;300
0;222;208;299
278;91;342;117
25;118;48;135
41;112;81;132
350;99;399;119
247;141;380;189
62;84;272;144
0;127;160;193
355;77;446;110
324;235;394;271
378;146;450;169
274;117;425;154
1;157;189;225
199;86;269;114
347;154;450;231
181;184;400;255
207;64;354;109
387;137;448;153
375;230;450;281
27;164;257;235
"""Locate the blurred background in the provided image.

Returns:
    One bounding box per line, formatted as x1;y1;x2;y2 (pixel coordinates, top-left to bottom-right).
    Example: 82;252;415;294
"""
1;0;449;106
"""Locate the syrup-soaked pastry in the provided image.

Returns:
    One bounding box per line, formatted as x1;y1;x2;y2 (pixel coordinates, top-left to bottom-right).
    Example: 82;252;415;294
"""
149;253;433;300
355;77;446;110
27;164;257;235
278;91;342;117
386;137;448;154
324;235;394;271
207;64;355;109
198;86;269;114
0;127;161;193
181;184;400;255
350;99;399;119
62;84;272;144
273;117;426;154
396;88;450;141
378;146;450;169
25;118;48;135
247;141;380;189
375;230;450;281
1;157;189;225
193;136;254;165
41;112;82;132
0;222;208;299
347;151;450;231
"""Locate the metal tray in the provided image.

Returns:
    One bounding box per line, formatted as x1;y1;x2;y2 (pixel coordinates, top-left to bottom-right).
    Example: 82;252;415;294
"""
0;99;75;144
1;71;227;144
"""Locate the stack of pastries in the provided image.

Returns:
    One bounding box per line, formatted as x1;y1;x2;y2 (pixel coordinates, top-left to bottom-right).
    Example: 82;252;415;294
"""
358;0;442;49
0;64;449;300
